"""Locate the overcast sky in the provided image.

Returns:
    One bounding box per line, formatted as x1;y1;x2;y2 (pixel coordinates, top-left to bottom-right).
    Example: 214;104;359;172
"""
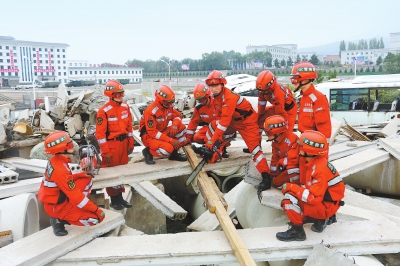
1;0;399;64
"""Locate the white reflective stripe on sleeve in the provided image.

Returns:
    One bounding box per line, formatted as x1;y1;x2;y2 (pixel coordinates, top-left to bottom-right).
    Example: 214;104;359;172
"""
217;123;227;131
303;108;313;112
121;103;128;107
98;138;107;144
223;132;235;139
187;130;195;134
84;180;93;191
156;118;165;122
237;96;244;105
309;93;317;102
104;105;112;112
283;157;288;166
328;175;342;186
151;106;159;114
251;146;261;156
290;175;299;182
208;124;215;134
287;168;300;174
258;100;267;106
175;128;186;138
43;180;58;188
301;189;310;203
253;153;263;166
77;197;89;209
155;132;162;139
157;148;170;156
128;132;133;137
178;136;186;143
121;114;128;119
80;219;90;226
206;131;211;140
200;114;210;118
285;138;290;145
270;166;277;171
316;107;322;112
108;117;118;121
284;204;301;214
284;193;298;204
174;117;182;121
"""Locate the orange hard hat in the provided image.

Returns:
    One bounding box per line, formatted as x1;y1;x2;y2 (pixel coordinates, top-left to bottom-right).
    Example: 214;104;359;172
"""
205;70;227;86
104;80;124;97
256;70;276;91
298;130;328;155
264;115;287;136
44;131;73;154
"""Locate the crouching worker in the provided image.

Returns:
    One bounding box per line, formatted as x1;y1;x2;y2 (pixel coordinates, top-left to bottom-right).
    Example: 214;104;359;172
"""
276;130;344;241
140;85;187;164
262;115;300;190
38;131;105;236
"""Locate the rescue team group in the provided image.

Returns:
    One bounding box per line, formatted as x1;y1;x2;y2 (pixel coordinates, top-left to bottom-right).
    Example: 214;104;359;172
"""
38;61;345;242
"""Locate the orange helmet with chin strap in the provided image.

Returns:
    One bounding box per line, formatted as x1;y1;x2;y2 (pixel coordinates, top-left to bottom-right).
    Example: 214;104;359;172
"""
155;85;175;107
264;115;287;137
256;70;276;92
104;80;124;97
290;62;318;84
205;70;227;85
298;130;328;156
44;131;74;154
193;83;211;101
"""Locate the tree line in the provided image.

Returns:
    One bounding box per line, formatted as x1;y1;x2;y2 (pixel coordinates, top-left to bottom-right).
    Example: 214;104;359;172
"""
339;37;385;54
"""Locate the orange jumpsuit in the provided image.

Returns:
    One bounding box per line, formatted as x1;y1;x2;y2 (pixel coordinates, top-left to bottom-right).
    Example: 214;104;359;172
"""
140;101;186;157
187;98;219;144
258;83;298;133
96;100;134;196
38;155;102;226
270;131;300;188
208;87;269;174
281;156;345;225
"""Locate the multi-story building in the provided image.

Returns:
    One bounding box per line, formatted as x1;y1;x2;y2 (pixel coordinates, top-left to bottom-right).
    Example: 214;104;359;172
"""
245;44;298;68
68;65;143;84
0;35;69;86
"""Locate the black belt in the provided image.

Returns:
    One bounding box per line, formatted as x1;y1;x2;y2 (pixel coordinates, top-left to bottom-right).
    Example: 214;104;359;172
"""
234;109;253;121
108;134;127;141
285;101;295;111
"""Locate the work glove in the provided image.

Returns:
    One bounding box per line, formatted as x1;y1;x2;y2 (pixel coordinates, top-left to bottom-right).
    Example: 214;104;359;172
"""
169;138;179;148
281;183;301;196
95;207;105;223
102;153;113;164
169;118;182;136
205;139;215;151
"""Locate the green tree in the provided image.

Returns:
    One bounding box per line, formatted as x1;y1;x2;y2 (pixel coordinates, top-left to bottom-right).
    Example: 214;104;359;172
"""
378;65;383;72
366;67;370;72
301;55;308;62
379;37;385;49
384;52;400;74
339;40;346;55
296;55;301;63
309;54;320;65
274;58;280;68
344;68;348;73
287;56;293;67
372;67;375;72
359;67;364;73
280;59;286;68
376;56;383;66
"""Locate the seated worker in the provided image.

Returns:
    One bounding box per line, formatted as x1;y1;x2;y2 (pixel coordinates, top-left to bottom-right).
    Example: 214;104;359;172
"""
140;85;187;164
185;83;233;157
261;115;300;190
204;70;271;188
276;130;345;242
96;80;134;210
38;131;105;236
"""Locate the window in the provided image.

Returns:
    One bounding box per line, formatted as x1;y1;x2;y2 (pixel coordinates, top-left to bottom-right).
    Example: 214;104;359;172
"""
94;71;97;74
79;63;82;66
14;53;17;56
51;49;53;52
46;60;48;63
90;71;92;74
33;48;36;51
63;61;65;64
39;54;42;58
74;63;77;66
0;46;2;49
108;71;110;74
62;49;65;52
63;66;66;69
70;71;72;75
57;49;60;52
135;71;137;74
69;63;72;66
57;55;60;58
139;71;141;74
7;59;10;63
39;48;42;51
85;71;87;74
58;66;61;69
5;46;9;49
112;71;114;74
75;71;77;74
6;53;9;56
64;72;66;76
80;71;83;74
103;71;106;74
0;52;2;56
58;72;61;76
40;60;42;63
84;63;87;66
14;59;17;63
63;55;65;58
0;59;2;63
330;88;369;111
57;60;60;64
34;60;36;63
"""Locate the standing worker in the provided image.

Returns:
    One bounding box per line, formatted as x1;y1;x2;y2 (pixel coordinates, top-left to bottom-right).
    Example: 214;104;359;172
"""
38;131;105;236
263;115;300;189
96;80;134;210
276;130;344;241
140;85;188;165
204;70;271;190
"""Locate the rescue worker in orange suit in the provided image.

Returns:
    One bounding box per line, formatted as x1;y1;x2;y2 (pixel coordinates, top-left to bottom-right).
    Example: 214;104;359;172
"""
263;115;300;188
204;70;271;189
243;70;297;154
290;62;331;145
276;130;345;241
140;85;187;165
185;83;233;157
96;80;134;210
38;131;105;236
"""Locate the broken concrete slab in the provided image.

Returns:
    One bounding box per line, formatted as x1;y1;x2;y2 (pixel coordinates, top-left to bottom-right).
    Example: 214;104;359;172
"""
187;181;247;232
52;220;400;265
0;209;124;266
378;135;400;160
131;181;187;220
328;141;377;161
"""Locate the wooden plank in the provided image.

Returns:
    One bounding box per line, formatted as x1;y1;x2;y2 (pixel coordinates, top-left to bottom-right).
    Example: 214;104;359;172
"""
0;230;12;248
183;145;256;266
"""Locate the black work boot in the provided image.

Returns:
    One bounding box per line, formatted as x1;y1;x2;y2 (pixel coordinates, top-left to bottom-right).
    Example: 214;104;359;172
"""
327;214;337;225
118;192;132;208
50;217;68;236
169;150;187;161
243;148;250;153
311;218;328;233
222;146;229;158
276;223;306;242
142;147;155;165
110;195;124;210
256;172;271;191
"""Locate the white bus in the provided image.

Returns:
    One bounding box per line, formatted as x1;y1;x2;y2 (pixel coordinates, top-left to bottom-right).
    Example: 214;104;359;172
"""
315;74;400;125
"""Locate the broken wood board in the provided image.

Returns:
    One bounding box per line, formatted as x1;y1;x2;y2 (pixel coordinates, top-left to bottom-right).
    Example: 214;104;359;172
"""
52;219;400;265
0;209;124;266
0;230;12;248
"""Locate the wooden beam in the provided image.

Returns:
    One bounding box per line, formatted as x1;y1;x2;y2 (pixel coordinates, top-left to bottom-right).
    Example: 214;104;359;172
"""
183;145;256;266
0;230;12;248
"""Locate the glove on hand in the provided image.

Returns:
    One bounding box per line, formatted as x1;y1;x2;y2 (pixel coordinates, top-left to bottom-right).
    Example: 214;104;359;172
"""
95;208;105;223
170;118;182;136
169;138;179;147
103;154;113;164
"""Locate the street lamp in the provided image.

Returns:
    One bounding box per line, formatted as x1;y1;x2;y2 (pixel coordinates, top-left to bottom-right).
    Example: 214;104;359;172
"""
160;59;171;87
353;53;359;79
23;56;36;110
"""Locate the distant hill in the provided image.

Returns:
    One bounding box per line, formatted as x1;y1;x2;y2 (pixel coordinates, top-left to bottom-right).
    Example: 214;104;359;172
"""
297;37;390;56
